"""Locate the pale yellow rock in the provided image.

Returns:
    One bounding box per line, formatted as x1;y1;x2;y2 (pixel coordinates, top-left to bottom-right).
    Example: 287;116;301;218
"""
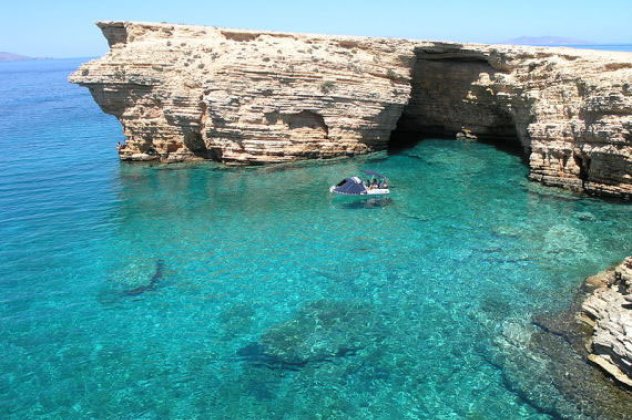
70;21;632;198
588;354;632;387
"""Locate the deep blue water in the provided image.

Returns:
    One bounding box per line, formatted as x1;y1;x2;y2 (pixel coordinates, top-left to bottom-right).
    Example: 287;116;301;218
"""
1;59;632;418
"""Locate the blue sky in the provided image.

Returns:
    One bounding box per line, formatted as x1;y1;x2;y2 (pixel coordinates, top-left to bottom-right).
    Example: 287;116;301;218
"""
1;0;631;57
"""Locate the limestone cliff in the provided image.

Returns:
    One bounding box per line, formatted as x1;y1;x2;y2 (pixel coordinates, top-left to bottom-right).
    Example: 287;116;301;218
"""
70;21;632;198
581;258;632;387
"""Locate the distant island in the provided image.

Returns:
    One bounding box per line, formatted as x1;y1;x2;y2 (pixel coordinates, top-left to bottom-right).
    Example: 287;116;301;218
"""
505;36;591;45
0;51;34;61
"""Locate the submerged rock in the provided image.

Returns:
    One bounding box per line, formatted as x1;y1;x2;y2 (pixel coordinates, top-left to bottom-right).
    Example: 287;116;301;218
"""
238;300;383;369
486;258;632;418
491;314;632;419
543;224;589;257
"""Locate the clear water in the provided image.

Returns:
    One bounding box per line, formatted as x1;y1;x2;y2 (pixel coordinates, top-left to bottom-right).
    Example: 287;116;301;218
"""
1;59;631;419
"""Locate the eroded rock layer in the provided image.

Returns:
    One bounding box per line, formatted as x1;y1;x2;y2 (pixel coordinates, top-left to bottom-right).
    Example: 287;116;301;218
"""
581;258;632;387
70;21;632;198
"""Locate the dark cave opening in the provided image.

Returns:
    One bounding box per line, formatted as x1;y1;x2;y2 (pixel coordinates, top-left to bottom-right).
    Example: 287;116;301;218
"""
573;153;591;182
183;129;217;160
388;47;526;159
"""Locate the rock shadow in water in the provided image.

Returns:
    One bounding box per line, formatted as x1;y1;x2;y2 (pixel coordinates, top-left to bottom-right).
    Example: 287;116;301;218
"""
335;197;393;210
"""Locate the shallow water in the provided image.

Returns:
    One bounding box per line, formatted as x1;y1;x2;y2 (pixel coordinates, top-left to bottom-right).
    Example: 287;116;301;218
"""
1;59;631;419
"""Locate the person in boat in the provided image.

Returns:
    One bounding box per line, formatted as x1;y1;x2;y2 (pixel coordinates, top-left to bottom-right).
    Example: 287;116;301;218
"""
370;179;379;189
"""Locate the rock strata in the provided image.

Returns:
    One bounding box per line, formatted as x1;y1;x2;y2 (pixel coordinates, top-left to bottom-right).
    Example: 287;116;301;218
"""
581;257;632;387
70;21;632;198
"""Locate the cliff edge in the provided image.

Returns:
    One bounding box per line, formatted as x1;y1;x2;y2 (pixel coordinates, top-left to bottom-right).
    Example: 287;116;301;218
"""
70;21;632;198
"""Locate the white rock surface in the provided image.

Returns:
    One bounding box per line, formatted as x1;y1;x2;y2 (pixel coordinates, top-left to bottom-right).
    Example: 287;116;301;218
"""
582;257;632;387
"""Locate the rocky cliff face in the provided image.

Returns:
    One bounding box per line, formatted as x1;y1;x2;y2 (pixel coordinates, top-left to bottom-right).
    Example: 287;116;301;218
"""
70;21;632;198
581;258;632;387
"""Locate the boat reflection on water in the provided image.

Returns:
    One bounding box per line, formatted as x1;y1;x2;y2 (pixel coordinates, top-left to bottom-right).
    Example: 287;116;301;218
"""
335;197;393;210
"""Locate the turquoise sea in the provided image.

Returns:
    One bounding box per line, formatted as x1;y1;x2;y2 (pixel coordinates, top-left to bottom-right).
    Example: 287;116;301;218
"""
1;58;632;419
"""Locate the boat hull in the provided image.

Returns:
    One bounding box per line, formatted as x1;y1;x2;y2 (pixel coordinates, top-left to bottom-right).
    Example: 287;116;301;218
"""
329;186;390;196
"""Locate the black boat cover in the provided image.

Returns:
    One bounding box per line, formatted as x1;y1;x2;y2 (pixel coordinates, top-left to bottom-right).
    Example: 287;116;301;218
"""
332;177;367;195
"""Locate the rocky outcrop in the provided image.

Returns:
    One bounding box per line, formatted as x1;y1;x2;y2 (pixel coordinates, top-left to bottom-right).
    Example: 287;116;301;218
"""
70;21;414;164
70;21;632;198
581;257;632;387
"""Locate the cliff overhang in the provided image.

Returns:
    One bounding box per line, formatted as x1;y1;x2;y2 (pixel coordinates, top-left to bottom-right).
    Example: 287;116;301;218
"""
70;21;632;199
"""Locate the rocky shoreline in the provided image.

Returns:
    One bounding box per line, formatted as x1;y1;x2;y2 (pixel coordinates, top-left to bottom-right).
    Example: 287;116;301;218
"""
70;21;632;199
581;257;632;388
494;257;632;418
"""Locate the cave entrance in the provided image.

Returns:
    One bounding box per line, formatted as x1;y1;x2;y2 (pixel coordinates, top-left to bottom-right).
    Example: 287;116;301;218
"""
183;129;216;159
388;47;526;159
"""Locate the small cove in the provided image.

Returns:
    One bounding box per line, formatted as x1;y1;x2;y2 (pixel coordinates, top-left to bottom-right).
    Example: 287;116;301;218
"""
1;59;632;418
